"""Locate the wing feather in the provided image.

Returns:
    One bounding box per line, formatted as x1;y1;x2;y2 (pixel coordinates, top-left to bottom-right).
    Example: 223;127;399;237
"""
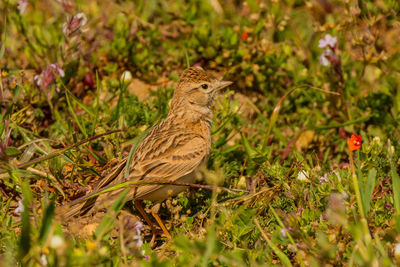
59;122;209;219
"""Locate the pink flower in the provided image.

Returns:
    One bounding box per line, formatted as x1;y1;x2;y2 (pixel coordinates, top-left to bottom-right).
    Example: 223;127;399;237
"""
62;13;87;36
17;0;28;14
318;34;337;49
34;63;64;90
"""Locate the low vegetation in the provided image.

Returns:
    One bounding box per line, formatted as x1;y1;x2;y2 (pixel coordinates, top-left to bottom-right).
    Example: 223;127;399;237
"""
1;0;400;266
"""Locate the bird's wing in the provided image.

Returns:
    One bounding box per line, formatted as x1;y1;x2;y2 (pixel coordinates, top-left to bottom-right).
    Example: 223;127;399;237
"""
126;131;209;199
58;125;209;219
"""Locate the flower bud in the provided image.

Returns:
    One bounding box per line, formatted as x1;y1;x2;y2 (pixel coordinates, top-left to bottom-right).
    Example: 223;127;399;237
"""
121;70;133;84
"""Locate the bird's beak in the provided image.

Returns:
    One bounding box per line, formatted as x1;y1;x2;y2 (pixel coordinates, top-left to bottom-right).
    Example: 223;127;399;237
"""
214;80;233;91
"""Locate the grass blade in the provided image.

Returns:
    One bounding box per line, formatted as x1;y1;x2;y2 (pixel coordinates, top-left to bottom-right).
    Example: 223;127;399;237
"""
65;90;87;137
264;85;339;146
11;129;123;170
0;17;6;60
91;71;101;136
95;188;130;240
254;218;293;267
363;168;376;216
39;201;55;244
19;181;32;260
269;205;305;267
388;140;400;232
65;88;95;117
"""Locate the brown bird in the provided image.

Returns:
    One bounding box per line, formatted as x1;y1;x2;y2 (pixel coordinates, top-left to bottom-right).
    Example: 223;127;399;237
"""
59;67;232;242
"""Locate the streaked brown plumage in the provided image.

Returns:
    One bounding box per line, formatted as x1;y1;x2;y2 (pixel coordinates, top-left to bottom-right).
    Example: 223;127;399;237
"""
59;67;232;241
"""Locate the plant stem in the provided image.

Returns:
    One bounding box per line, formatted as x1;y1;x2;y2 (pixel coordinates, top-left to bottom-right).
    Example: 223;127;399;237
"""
348;148;372;244
348;149;365;219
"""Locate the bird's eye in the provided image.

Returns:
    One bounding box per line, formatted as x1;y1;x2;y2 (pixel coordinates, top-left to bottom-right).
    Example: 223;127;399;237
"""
201;84;208;89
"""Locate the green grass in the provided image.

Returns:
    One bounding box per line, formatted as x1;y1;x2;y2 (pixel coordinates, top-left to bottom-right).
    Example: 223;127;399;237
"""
1;0;400;266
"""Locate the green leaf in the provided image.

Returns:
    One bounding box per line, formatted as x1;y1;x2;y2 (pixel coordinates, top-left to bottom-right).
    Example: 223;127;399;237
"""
65;88;95;117
6;146;20;157
62;59;80;85
91;71;101;136
19;181;32;259
240;133;256;159
0;17;6;60
388;140;400;232
362;168;376;215
65;90;87;137
95;188;130;240
39;201;55;244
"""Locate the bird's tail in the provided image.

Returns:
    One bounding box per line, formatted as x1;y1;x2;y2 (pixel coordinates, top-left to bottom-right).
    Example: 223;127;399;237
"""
55;159;127;221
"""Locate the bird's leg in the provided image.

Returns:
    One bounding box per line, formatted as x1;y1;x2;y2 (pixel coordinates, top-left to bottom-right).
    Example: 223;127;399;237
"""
151;203;172;240
134;200;159;246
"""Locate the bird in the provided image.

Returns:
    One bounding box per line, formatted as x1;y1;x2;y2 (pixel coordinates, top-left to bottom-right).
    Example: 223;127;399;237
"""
58;66;232;243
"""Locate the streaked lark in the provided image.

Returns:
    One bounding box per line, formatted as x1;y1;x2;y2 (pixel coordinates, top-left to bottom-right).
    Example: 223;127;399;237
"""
59;67;232;241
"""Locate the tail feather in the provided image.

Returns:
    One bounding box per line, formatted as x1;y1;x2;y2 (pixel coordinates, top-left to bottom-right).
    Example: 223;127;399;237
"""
56;159;127;221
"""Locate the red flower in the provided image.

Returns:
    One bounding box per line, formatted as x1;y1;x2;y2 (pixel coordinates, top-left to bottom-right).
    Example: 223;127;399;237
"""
347;134;361;151
241;32;248;40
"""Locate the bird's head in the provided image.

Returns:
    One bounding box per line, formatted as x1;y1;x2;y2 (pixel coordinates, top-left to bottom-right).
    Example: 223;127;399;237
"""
172;67;232;111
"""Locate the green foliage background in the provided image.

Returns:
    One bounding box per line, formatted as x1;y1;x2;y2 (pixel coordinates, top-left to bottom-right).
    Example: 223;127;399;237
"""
1;0;400;266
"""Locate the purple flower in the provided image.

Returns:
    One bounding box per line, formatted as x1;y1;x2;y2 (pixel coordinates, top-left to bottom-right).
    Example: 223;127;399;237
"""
133;221;144;232
62;13;87;36
318;34;337;49
34;63;64;90
319;173;329;183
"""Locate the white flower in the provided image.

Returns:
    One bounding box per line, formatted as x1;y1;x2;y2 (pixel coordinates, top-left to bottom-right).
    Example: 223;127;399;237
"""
14;198;24;215
62;13;88;36
341;192;349;199
389;145;395;155
394;243;400;259
297;170;310;182
17;0;28;14
62;23;68;35
34;63;64;89
280;228;288;238
34;75;42;87
75;13;87;27
49;235;64;249
319;49;334;66
41;254;48;266
49;64;65;77
318;34;337;48
121;70;133;84
132;235;143;248
132;221;144;248
372;136;382;146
